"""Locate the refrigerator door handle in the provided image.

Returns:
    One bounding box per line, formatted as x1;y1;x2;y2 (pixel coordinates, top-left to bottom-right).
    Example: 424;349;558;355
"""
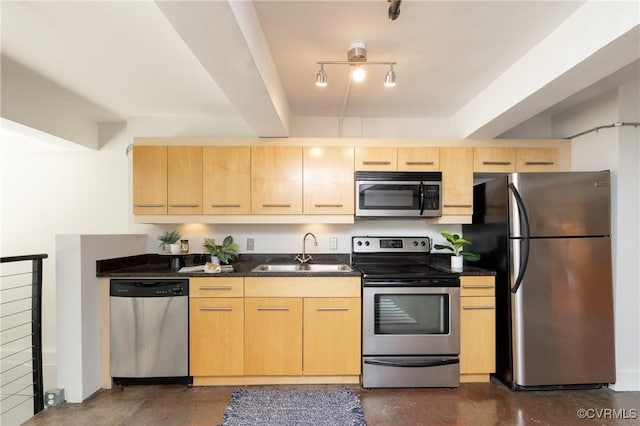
509;183;530;293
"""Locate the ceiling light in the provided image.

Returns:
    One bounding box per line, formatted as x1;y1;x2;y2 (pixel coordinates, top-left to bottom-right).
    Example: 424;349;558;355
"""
315;42;397;88
315;64;327;87
384;64;396;87
352;66;366;82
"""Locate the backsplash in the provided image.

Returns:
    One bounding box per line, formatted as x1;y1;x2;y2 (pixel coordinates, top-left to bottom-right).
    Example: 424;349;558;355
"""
147;222;462;255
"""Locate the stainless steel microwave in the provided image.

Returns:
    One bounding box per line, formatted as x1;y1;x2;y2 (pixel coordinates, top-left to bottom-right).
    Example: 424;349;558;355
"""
355;171;442;218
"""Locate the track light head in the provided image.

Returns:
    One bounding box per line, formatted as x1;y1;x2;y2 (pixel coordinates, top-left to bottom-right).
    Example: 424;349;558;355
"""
384;64;396;87
315;65;327;87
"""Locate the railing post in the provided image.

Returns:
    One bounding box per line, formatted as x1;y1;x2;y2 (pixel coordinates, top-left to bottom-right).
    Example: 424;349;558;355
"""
31;257;45;414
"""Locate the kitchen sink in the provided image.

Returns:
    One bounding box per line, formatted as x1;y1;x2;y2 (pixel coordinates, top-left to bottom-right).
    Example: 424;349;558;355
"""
250;263;353;273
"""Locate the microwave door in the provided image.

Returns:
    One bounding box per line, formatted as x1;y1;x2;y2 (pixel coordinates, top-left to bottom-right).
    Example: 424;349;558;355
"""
357;181;422;217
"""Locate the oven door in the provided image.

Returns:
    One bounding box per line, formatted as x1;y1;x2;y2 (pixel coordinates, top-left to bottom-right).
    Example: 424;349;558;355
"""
356;180;424;217
363;284;460;356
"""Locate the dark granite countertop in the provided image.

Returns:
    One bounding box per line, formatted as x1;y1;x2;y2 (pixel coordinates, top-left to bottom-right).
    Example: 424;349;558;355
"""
429;255;496;276
97;253;361;278
97;252;494;278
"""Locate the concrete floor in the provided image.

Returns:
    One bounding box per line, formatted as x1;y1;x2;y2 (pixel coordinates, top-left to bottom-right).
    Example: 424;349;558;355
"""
24;380;640;426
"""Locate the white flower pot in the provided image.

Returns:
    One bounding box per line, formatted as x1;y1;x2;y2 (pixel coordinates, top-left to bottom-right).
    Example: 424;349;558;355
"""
451;255;463;272
210;255;220;265
169;243;181;254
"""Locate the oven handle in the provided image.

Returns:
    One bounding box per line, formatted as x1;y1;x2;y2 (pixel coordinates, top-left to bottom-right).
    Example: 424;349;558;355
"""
364;358;459;368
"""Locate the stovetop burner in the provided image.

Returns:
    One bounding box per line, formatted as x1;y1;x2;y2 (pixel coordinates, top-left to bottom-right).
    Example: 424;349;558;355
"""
351;236;456;280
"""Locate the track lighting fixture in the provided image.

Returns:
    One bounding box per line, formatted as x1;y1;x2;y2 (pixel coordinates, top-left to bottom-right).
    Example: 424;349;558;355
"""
384;64;396;87
315;42;397;88
315;64;327;87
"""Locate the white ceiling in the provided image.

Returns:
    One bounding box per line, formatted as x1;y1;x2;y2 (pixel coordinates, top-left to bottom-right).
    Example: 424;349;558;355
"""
1;1;638;141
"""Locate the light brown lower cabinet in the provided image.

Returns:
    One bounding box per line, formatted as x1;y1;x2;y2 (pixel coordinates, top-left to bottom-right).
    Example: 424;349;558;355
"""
189;297;244;376
190;276;361;385
303;298;361;375
244;297;303;376
459;276;496;383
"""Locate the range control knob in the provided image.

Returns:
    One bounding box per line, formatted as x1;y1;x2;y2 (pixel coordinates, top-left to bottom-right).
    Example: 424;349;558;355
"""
364;241;370;246
421;241;427;246
357;241;363;246
413;241;419;246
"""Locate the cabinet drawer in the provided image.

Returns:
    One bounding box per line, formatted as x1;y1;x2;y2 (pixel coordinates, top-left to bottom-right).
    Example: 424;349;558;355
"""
460;276;495;297
244;277;361;298
190;277;244;297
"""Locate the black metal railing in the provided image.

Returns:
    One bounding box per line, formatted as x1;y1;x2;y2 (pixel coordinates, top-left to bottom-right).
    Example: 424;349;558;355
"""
1;254;48;422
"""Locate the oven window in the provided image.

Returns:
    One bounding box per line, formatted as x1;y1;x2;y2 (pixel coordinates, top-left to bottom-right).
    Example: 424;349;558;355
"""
374;294;449;335
359;184;420;210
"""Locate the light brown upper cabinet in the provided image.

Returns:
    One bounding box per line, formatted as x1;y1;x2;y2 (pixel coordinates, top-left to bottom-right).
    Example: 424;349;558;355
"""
251;146;303;214
516;148;559;172
474;148;516;173
397;147;440;171
303;147;355;215
203;146;251;215
440;147;474;216
133;145;167;215
354;147;397;171
167;146;203;215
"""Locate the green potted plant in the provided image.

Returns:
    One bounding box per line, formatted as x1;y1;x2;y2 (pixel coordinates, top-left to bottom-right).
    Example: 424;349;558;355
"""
434;230;480;271
157;230;181;253
203;235;240;264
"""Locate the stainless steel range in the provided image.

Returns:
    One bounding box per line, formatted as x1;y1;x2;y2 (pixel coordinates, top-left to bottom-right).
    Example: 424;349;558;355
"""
352;236;460;388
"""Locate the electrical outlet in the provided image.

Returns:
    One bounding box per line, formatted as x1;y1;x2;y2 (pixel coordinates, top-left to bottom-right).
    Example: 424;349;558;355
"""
330;237;338;250
247;238;255;251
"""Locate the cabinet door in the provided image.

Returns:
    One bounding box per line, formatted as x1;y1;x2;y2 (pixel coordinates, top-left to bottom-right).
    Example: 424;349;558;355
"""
474;148;516;173
397;147;440;171
245;297;303;375
516;148;559;172
440;147;474;215
303;147;354;214
133;145;167;215
303;298;361;375
167;146;203;215
190;298;244;376
460;296;495;376
203;146;251;214
251;146;303;214
354;147;397;171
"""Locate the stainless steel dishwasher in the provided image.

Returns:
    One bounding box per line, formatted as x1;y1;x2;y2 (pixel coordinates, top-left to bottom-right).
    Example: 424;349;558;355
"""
110;279;189;385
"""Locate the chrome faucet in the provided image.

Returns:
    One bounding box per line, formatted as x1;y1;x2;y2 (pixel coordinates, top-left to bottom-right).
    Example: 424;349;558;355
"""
295;232;318;263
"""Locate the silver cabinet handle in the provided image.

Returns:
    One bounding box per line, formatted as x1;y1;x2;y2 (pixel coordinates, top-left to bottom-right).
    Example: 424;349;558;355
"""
462;285;495;289
262;204;291;208
134;203;164;207
482;161;512;165
257;307;290;311
405;161;435;165
363;161;391;165
462;306;495;310
443;204;472;208
210;204;241;208
316;307;349;311
169;204;199;207
524;161;555;165
199;286;232;291
199;307;232;311
314;204;343;208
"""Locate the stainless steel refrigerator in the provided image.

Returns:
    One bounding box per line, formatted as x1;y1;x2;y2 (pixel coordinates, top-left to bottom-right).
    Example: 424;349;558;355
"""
463;171;615;390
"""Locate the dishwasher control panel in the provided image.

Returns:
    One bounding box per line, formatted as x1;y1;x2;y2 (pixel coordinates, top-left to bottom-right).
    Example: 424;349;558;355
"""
110;279;189;297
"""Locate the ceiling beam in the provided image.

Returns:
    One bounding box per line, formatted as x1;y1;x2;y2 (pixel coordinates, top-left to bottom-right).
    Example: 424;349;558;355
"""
452;1;640;139
155;1;290;137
